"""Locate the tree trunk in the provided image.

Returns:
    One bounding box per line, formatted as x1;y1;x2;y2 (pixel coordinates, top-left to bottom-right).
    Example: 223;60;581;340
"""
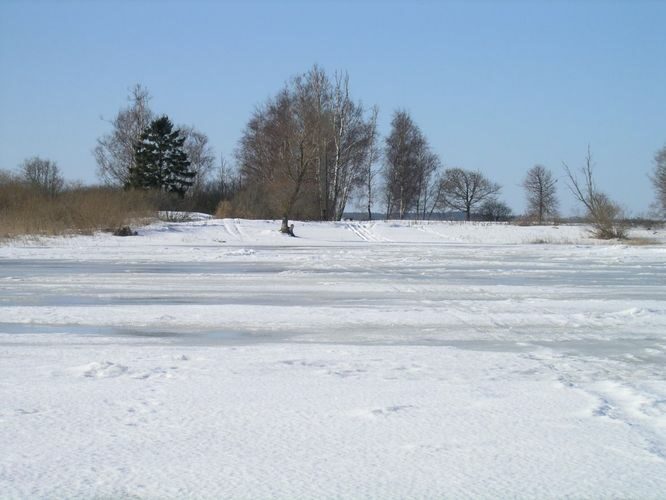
280;216;295;236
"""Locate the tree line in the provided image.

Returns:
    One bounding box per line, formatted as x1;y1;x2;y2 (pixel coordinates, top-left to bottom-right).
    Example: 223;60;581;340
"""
233;67;519;223
4;66;666;237
90;70;524;223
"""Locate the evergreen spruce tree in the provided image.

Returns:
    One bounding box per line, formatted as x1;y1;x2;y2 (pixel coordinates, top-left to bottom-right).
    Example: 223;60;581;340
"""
129;115;195;197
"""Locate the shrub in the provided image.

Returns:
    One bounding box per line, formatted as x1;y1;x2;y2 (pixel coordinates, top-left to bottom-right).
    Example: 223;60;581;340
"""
588;194;627;239
564;147;627;240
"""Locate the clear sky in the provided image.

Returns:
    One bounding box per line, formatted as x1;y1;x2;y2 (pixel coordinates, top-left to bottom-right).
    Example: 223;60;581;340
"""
1;0;665;215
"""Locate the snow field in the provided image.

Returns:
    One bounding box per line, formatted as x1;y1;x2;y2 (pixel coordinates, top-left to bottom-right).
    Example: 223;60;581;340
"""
2;339;665;499
1;219;665;498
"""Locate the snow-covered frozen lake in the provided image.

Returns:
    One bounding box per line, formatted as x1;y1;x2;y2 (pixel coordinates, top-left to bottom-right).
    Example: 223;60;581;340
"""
1;219;666;498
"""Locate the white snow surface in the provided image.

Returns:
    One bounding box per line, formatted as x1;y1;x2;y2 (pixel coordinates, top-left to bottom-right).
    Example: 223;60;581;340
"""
1;219;665;499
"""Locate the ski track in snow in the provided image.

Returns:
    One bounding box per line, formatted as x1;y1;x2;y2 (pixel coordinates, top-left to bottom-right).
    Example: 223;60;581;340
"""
344;221;390;242
1;219;665;498
222;218;243;241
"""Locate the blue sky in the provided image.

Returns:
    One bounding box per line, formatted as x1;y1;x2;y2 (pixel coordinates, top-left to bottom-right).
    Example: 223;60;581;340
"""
1;0;665;215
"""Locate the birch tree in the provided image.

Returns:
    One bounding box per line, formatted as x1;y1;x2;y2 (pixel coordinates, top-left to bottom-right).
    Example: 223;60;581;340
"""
363;106;380;220
236;66;377;222
383;110;440;219
328;72;376;220
180;126;216;194
94;84;153;186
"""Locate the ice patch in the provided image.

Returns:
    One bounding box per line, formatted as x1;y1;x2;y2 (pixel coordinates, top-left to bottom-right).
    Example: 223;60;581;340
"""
612;307;654;318
224;248;256;256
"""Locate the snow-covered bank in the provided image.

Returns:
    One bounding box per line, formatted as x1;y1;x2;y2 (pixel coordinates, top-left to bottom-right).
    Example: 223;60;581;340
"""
1;220;665;498
1;218;665;262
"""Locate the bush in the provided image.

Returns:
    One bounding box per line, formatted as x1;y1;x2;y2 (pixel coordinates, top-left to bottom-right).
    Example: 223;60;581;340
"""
564;148;627;240
113;226;138;236
588;193;627;240
479;199;512;222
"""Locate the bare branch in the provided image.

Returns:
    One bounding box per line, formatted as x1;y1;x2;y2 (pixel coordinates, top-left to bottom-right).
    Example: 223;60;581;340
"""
563;147;626;239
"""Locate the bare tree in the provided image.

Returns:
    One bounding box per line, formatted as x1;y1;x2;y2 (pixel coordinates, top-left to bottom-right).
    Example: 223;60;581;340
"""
236;66;377;223
328;71;376;220
384;110;419;219
415;150;441;220
426;172;448;219
187;154;243;215
301;66;331;221
237;85;318;223
440;168;501;221
215;154;241;200
522;165;559;224
651;144;666;216
180;125;216;193
94;84;153;186
289;67;377;221
383;110;439;219
563;146;626;239
281;75;321;223
480;198;512;221
362;106;380;220
20;157;64;196
0;168;17;184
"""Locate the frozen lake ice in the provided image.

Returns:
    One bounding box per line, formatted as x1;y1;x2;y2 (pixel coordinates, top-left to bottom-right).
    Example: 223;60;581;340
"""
1;219;665;498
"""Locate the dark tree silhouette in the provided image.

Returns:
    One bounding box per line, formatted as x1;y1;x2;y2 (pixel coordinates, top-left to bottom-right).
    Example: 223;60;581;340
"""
440;168;501;221
129;116;194;197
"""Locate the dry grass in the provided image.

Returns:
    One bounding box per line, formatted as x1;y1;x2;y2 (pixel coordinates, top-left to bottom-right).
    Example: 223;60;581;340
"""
0;182;157;239
529;237;578;245
623;237;660;246
512;217;563;227
215;200;233;219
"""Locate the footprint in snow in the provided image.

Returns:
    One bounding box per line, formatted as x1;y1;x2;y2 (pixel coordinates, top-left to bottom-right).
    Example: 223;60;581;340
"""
15;408;40;415
348;405;416;419
130;366;178;380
